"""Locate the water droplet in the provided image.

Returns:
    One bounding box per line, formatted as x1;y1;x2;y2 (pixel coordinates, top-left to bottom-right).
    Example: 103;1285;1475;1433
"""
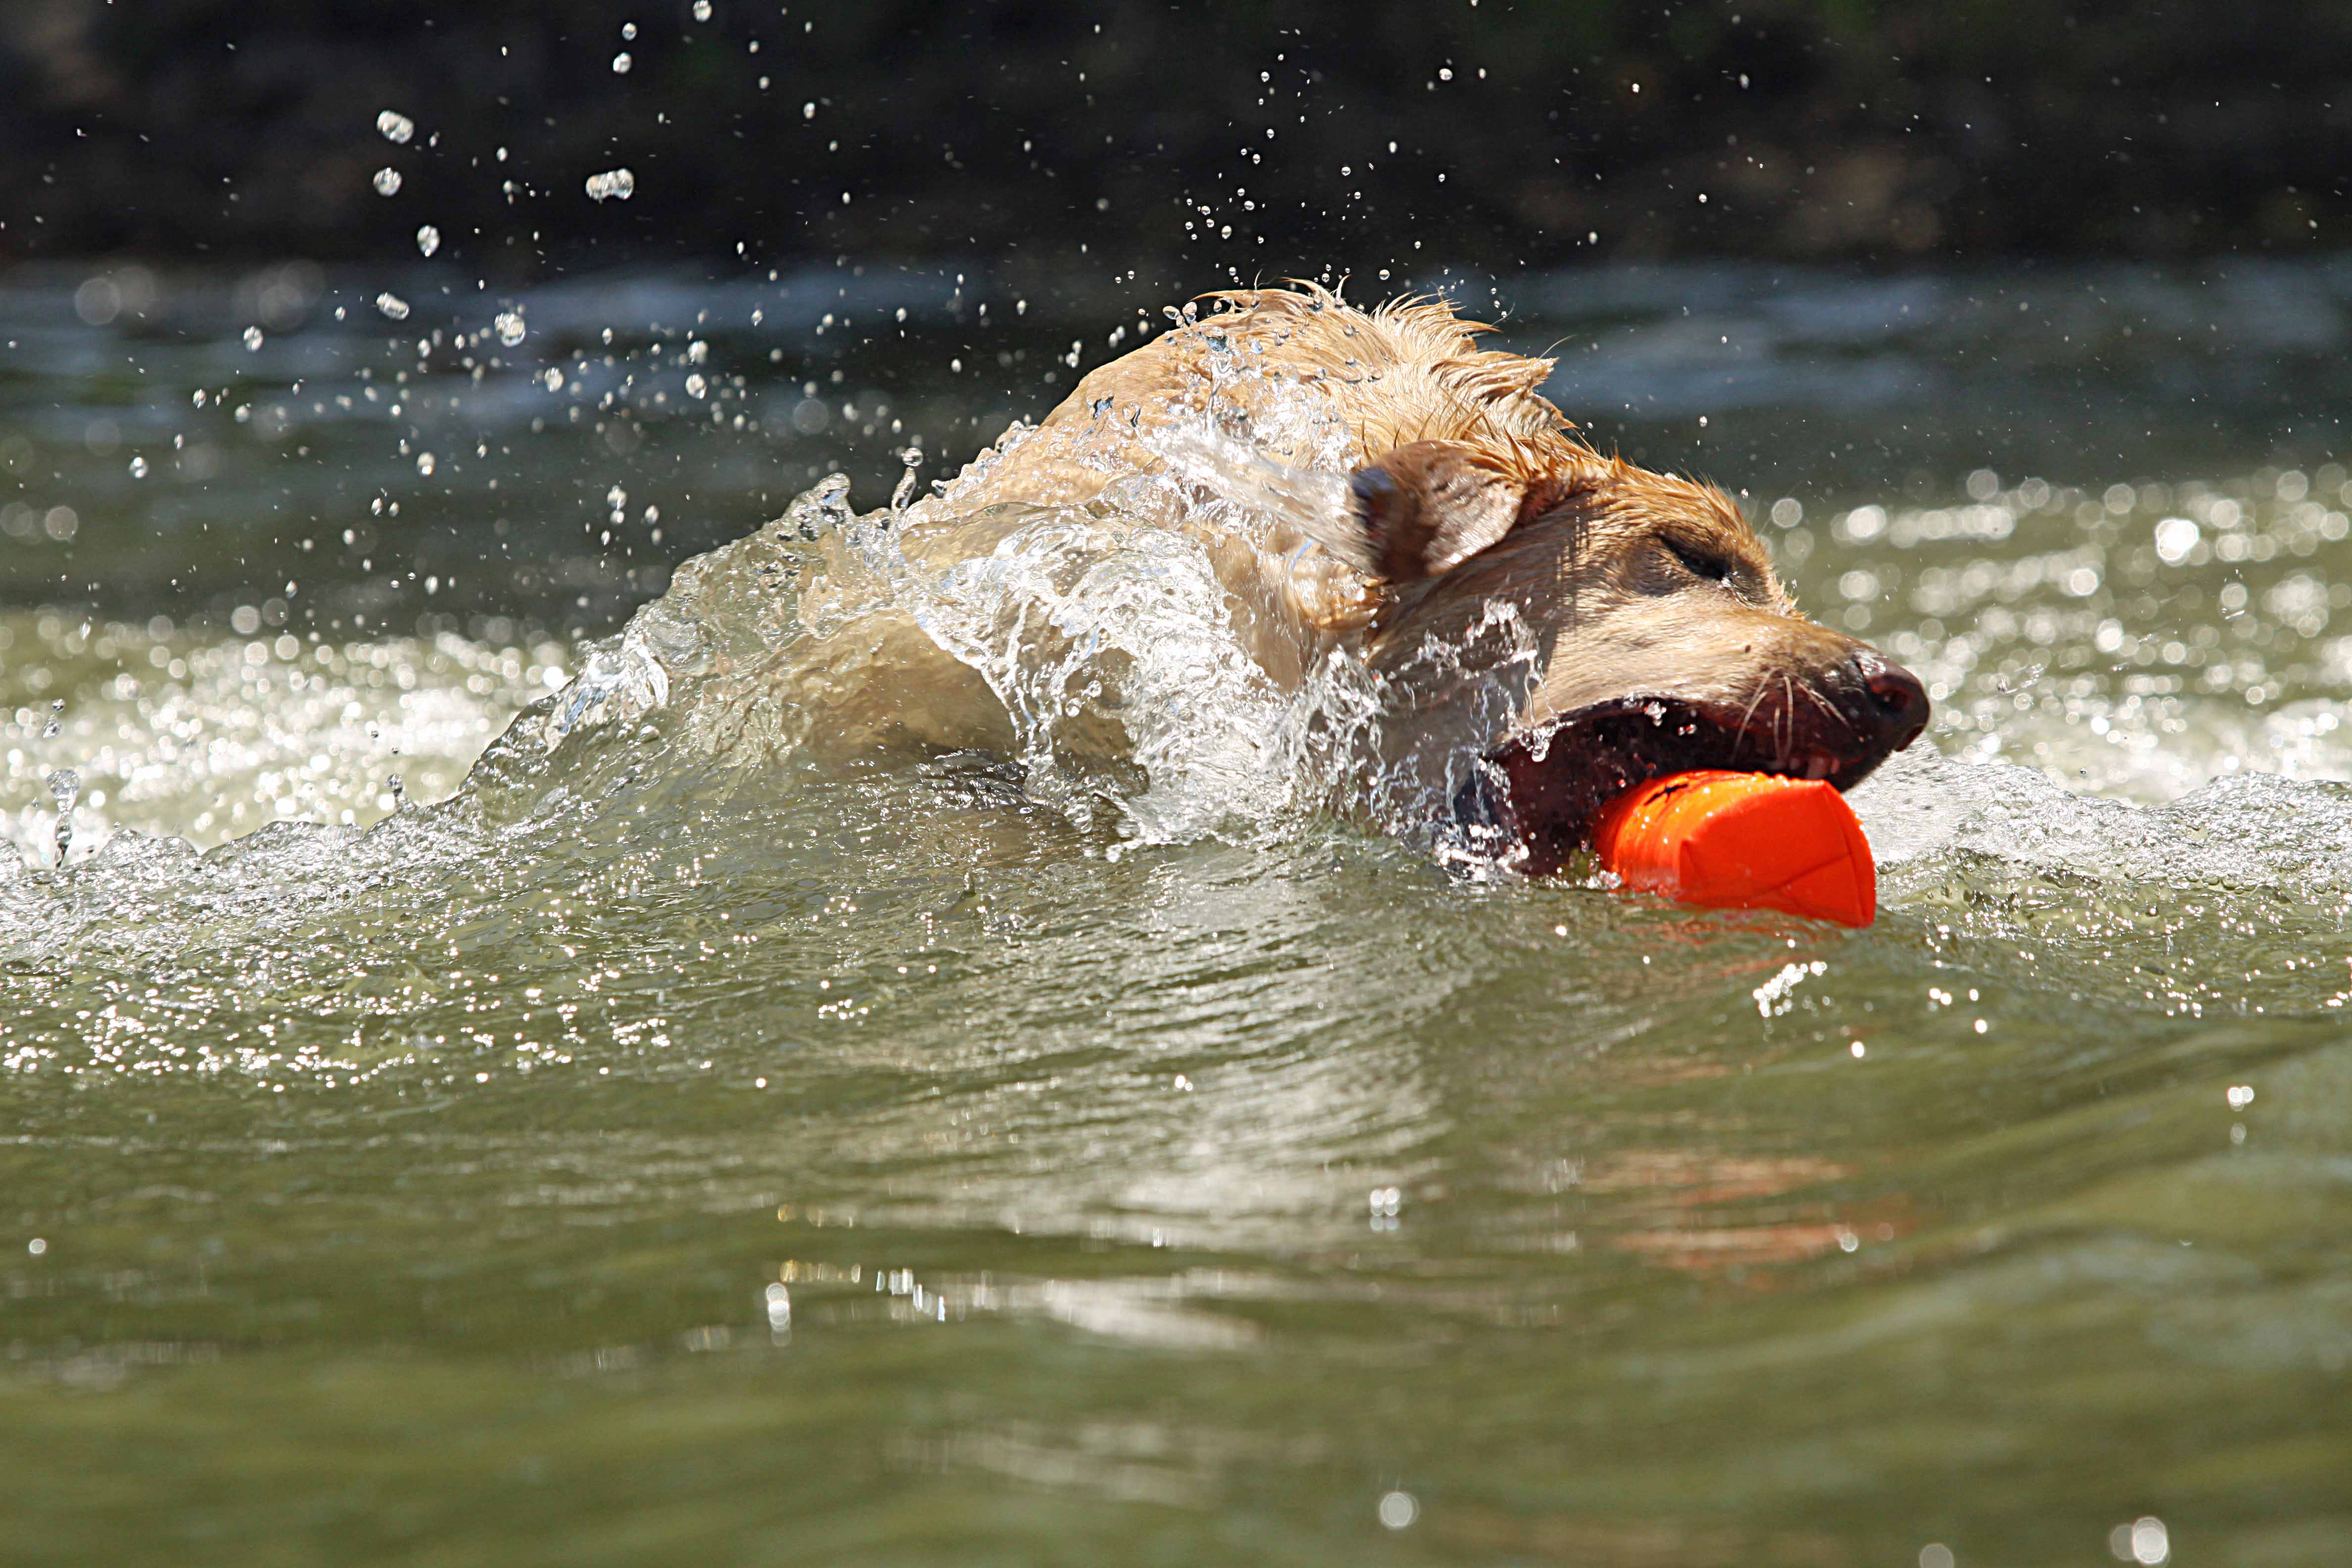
415;224;441;257
417;451;436;476
128;455;148;479
375;292;410;321
692;0;713;18
891;446;925;514
620;20;637;38
376;109;415;144
43;700;64;739
612;51;633;73
585;168;636;202
784;473;854;539
542;367;565;392
493;310;526;346
47;768;79;868
684;372;708;398
372;167;403;196
388;774;406;810
242;325;264;351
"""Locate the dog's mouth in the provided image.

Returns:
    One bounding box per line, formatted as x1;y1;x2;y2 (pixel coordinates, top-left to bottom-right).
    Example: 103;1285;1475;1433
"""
1451;693;1920;876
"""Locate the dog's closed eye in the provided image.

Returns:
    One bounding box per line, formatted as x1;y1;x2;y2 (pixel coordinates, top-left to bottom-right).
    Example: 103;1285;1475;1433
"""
1664;537;1735;583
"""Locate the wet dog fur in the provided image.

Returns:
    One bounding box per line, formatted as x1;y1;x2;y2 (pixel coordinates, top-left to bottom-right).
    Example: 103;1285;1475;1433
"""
786;284;1927;870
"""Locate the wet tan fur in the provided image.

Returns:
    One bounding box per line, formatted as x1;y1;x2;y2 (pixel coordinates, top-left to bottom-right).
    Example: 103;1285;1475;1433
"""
786;284;1871;788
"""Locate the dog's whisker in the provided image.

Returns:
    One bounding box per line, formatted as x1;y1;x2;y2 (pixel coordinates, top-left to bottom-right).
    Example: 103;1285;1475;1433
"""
1732;681;1772;763
1796;678;1853;735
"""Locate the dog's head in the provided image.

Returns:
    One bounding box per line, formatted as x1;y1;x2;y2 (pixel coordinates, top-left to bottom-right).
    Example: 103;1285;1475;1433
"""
1339;440;1928;873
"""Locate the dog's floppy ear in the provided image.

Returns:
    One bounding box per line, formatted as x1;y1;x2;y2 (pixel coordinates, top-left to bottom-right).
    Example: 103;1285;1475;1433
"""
1337;440;1528;583
1148;429;1538;584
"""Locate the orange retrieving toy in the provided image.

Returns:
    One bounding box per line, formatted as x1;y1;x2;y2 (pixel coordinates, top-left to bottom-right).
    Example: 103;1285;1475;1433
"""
1592;770;1877;927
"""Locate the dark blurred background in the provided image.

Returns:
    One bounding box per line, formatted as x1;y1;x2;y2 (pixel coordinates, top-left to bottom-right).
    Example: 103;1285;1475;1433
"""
6;0;2348;276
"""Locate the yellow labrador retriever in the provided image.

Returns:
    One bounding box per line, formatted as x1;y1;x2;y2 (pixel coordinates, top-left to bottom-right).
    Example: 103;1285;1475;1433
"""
771;284;1926;870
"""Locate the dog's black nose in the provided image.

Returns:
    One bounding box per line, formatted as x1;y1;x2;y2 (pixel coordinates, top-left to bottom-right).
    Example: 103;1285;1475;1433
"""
1854;651;1929;750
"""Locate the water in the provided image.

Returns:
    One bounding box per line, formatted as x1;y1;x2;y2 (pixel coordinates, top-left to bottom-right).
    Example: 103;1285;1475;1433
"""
5;259;2352;1564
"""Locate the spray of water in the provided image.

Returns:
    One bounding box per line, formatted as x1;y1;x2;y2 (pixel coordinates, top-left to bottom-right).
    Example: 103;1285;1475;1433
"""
47;769;78;870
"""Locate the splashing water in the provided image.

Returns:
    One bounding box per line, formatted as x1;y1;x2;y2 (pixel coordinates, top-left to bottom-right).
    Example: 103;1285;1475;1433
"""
890;445;925;515
0;616;563;867
45;769;78;868
525;411;1498;853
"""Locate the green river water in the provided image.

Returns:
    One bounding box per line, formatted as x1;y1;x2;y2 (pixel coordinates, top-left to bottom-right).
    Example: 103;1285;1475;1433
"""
2;258;2350;1565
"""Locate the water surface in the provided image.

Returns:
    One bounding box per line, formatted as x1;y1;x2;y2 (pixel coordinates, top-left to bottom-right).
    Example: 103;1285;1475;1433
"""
4;260;2351;1565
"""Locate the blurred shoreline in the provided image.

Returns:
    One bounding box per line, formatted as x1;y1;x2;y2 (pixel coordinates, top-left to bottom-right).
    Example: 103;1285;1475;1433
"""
3;0;2347;276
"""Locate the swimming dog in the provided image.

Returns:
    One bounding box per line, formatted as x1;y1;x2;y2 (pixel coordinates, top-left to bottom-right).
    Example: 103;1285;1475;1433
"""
780;285;1927;871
